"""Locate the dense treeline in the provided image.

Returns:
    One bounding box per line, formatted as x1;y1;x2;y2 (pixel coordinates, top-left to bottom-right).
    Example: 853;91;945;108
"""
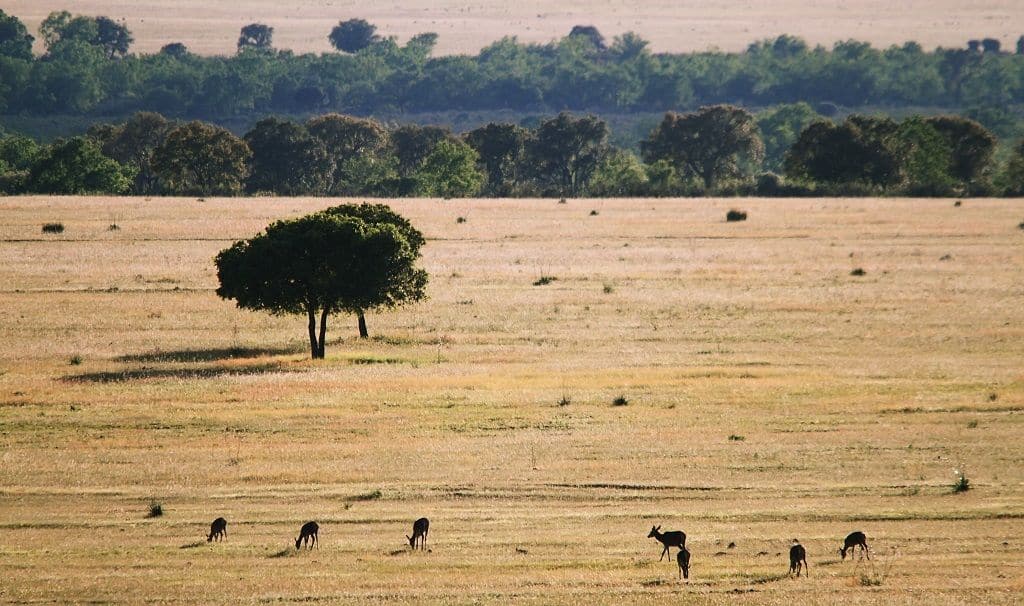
0;9;1022;136
2;107;1022;198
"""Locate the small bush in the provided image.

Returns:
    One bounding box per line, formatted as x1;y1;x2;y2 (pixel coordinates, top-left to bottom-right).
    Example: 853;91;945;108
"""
966;420;979;429
858;573;884;587
558;395;571;407
939;254;952;261
953;200;962;207
41;223;64;234
1018;220;1024;230
68;355;83;366
533;276;557;286
589;210;599;216
108;223;120;231
726;209;747;222
558;198;567;204
953;468;970;493
612;395;629;406
146;501;164;518
850;268;866;276
351;489;383;501
602;283;614;294
456;216;466;224
988;393;998;402
728;434;745;441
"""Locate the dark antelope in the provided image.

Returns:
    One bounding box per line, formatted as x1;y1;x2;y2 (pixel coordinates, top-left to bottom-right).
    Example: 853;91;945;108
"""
647;525;686;562
407;517;429;550
789;540;808;576
207;517;227;542
839;531;869;560
677;547;691;579
295;521;319;550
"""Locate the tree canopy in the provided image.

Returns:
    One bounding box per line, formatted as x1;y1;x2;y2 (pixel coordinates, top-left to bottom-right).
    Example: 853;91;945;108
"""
329;19;379;53
151;121;251;195
214;206;427;358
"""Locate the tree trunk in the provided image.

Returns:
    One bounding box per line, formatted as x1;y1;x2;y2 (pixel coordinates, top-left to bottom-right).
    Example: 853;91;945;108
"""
307;307;320;359
357;312;368;339
318;309;329;358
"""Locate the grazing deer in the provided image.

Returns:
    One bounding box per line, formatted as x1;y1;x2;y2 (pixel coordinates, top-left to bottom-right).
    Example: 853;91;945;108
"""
677;547;691;579
840;531;869;560
647;525;686;562
207;517;227;542
295;521;319;550
789;540;807;576
407;517;429;550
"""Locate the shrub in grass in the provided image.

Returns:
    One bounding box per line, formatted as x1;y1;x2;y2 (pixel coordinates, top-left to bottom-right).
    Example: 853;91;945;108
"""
728;434;745;441
612;395;629;406
952;468;970;493
850;268;866;276
456;216;466;224
589;210;599;216
558;395;571;407
1018;220;1024;230
533;276;556;286
953;200;962;207
69;355;82;366
726;209;747;222
147;501;164;518
41;223;64;234
108;223;120;231
602;283;614;294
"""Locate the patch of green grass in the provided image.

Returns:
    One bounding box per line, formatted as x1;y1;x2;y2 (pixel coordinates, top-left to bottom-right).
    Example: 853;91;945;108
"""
728;434;745;441
533;276;557;286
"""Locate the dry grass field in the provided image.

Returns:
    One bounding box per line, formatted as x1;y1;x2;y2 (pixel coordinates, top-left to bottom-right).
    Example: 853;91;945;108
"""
8;0;1024;56
1;196;1023;604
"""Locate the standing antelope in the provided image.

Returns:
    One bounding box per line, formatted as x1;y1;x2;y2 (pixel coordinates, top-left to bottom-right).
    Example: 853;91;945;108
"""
677;547;691;579
295;521;319;550
789;540;808;576
407;517;429;550
207;517;227;542
839;531;869;560
647;525;686;562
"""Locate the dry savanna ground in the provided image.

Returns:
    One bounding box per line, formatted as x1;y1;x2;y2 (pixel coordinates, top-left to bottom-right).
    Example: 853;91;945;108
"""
8;0;1024;56
1;196;1023;604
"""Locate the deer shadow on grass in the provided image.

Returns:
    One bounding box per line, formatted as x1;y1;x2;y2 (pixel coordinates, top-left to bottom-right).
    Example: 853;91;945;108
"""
117;345;301;364
62;362;292;383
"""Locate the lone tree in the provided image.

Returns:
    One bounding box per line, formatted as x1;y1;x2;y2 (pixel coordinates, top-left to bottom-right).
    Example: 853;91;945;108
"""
238;23;273;51
215;205;427;358
329;19;379;53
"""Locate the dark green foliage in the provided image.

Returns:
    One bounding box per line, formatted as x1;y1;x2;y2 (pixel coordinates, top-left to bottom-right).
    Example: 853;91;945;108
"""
151;121;251;195
0;10;34;60
533;276;557;286
159;42;188;58
528;113;610;196
306;114;391;194
27;137;132;194
92;112;173;194
42;223;64;233
147;502;164;517
464;123;531;196
568;25;607;52
756;103;823;172
925;116;996;185
391;124;457;178
38;11;132;58
612;395;629;406
244;117;331;195
587;149;649;196
214;206;427;358
95;17;132;58
784;117;900;186
851;268;866;276
238;23;273;51
329;19;379;53
642;105;764;189
726;209;747;222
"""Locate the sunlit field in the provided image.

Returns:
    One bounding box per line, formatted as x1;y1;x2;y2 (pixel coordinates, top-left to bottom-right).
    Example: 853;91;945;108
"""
9;0;1024;56
1;196;1023;604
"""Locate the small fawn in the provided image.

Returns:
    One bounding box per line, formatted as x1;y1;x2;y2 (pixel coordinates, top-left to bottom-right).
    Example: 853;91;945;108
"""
407;517;429;550
295;521;319;550
677;547;690;579
647;525;686;562
207;517;227;542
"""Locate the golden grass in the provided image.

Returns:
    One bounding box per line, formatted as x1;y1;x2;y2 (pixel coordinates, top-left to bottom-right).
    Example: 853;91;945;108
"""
7;1;1024;56
0;196;1022;604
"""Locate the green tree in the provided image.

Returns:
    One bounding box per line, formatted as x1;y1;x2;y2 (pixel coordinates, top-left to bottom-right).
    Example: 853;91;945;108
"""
756;103;823;171
414;139;484;197
587;149;649;196
0;10;34;60
95;112;173;194
329;19;379;53
528;113;609;196
306;113;390;193
642;105;764;189
214;208;427;358
997;139;1024;196
924;115;996;186
152;121;251;195
244;117;331;195
238;23;273;52
464;123;531;196
95;16;132;58
321;203;427;337
26;136;132;194
784;117;899;186
390;124;456;177
893;117;955;194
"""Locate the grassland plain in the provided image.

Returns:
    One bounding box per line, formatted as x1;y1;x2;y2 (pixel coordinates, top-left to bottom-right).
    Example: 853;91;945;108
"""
0;196;1023;604
8;0;1024;56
